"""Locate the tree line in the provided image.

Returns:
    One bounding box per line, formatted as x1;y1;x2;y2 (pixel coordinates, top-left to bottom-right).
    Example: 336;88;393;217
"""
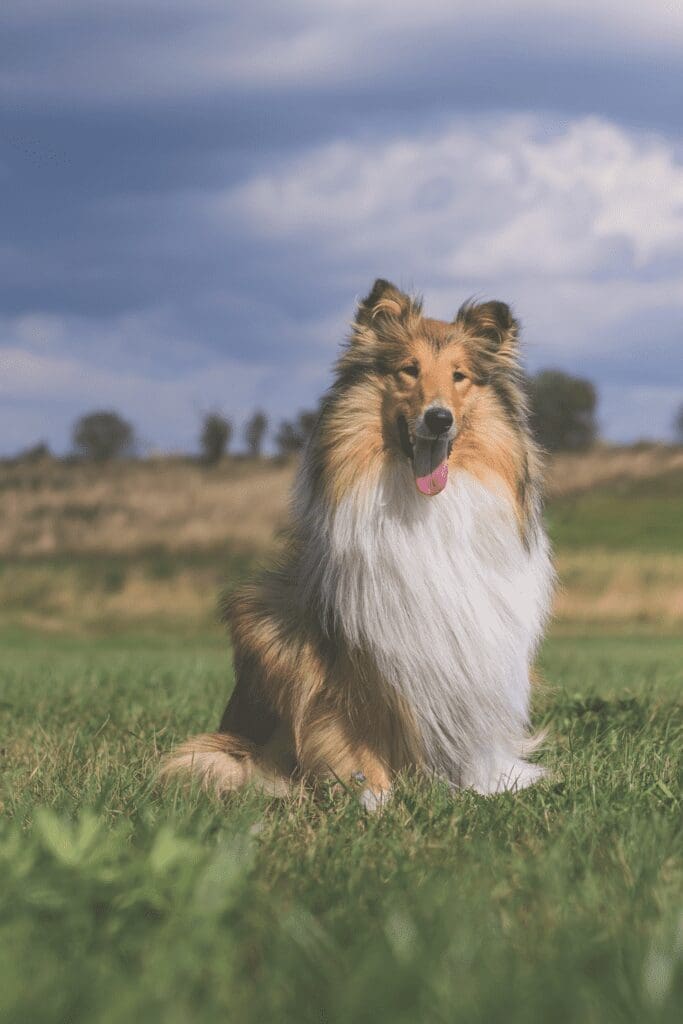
69;408;317;464
13;370;683;464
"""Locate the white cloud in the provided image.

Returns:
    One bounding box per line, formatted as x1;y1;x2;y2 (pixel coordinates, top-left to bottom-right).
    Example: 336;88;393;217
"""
228;116;683;274
2;112;682;448
223;115;683;360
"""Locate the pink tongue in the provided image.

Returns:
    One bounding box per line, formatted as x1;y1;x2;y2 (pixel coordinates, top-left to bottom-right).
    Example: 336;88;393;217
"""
415;461;449;496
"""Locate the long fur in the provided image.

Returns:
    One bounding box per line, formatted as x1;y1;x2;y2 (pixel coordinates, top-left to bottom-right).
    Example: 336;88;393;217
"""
161;281;555;803
298;464;553;791
157;732;291;797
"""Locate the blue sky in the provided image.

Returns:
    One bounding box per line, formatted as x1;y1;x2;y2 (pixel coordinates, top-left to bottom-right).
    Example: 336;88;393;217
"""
1;1;682;453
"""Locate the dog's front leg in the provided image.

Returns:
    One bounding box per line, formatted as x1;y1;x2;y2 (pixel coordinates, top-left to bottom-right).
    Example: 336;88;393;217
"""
461;746;546;795
296;699;393;812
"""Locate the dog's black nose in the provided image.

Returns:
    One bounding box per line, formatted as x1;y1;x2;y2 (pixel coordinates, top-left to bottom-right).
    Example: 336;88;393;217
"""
423;407;453;435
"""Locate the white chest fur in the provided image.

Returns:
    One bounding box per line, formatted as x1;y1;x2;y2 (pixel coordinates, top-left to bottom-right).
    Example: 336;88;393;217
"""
301;464;555;791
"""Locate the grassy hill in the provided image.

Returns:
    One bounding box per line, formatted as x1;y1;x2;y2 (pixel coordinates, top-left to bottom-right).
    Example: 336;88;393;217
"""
1;448;681;1023
0;444;681;633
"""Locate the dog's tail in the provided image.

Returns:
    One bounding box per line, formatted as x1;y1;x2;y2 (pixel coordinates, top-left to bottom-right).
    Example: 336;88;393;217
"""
159;732;292;798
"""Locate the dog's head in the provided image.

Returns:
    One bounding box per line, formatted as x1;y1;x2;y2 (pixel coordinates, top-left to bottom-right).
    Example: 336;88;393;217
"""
337;279;526;497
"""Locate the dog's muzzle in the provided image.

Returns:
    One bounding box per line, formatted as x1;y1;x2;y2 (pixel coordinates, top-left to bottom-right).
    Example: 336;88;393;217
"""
397;411;457;496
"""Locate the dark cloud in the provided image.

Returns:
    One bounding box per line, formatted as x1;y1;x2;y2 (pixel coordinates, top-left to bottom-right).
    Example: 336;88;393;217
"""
1;2;682;451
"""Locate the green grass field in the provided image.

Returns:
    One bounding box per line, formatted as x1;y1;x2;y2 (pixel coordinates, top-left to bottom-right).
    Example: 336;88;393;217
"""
546;470;683;552
1;629;681;1024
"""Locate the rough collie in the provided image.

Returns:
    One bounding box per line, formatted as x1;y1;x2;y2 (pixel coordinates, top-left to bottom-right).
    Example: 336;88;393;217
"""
162;280;555;808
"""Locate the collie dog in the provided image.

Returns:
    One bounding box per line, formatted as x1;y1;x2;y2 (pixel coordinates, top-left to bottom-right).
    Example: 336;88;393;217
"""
162;280;555;808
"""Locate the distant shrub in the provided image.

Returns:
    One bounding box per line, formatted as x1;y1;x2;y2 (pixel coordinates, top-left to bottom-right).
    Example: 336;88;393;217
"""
274;409;318;457
72;411;135;462
17;442;51;463
200;413;232;465
244;411;268;458
528;370;598;452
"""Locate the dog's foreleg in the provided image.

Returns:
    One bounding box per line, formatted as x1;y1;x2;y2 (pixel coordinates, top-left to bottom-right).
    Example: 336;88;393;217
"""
356;780;393;813
462;750;547;795
297;706;393;812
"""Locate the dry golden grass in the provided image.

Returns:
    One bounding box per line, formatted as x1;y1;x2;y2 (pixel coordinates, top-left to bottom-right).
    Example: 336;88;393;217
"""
544;442;683;497
1;445;681;631
4;551;678;634
0;457;292;557
554;551;683;626
3;445;682;558
0;562;221;634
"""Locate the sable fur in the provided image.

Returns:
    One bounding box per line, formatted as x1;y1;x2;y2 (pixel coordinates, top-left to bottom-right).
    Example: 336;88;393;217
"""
160;280;555;805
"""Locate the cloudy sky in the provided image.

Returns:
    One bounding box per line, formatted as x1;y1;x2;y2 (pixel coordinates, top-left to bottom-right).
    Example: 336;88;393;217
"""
1;1;682;453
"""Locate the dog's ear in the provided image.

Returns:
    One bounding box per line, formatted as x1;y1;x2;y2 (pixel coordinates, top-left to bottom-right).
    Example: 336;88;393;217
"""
455;300;519;368
355;279;417;330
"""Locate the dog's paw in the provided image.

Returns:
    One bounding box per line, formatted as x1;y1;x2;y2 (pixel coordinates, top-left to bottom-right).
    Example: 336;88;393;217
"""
494;758;546;793
466;757;547;795
359;787;392;813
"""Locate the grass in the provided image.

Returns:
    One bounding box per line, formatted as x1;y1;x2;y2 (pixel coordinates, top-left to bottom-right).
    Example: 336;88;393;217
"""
0;546;260;634
1;448;683;632
1;630;681;1023
1;449;681;1019
3;470;683;632
547;471;683;552
0;456;293;557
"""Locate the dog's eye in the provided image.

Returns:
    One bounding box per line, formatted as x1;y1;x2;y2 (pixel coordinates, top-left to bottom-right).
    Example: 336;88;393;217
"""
399;364;419;379
452;371;466;383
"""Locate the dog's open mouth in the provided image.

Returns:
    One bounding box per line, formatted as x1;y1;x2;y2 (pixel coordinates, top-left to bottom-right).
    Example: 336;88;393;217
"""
397;415;452;497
